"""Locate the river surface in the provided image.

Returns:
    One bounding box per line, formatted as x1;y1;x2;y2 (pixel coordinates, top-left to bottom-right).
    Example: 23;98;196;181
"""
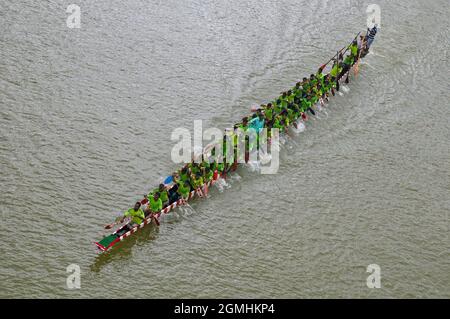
1;0;449;298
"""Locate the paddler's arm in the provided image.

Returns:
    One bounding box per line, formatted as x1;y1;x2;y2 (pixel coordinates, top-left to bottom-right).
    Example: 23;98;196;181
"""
104;214;127;229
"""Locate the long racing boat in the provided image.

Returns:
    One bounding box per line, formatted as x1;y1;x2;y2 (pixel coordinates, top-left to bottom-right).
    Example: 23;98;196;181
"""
95;30;372;253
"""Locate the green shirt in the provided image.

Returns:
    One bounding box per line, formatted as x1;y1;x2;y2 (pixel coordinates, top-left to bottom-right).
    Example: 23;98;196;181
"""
124;208;145;225
264;107;273;121
273;117;283;129
205;170;213;181
330;64;339;77
148;196;162;212
180;171;189;182
159;190;168;203
350;43;358;57
344;55;353;66
178;182;190;198
301;99;311;111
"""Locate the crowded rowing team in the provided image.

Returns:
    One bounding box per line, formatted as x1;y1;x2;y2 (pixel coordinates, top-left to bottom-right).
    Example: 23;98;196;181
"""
104;26;378;236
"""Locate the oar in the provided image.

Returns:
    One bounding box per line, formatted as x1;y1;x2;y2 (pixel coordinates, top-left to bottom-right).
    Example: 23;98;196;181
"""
152;214;161;226
322;45;346;67
104;223;115;230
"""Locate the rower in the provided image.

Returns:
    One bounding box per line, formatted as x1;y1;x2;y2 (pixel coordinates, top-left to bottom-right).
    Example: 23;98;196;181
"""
309;74;317;88
349;40;358;63
204;166;213;182
330;60;339;79
148;192;163;214
286;89;294;103
280;92;288;109
293;82;301;97
301;77;309;92
190;172;204;197
177;180;191;200
120;202;145;229
180;166;191;183
339;54;354;82
157;183;169;208
301;97;315;116
264;103;273;123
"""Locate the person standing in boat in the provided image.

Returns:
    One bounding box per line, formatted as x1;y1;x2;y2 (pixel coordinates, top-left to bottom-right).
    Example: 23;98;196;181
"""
366;24;378;49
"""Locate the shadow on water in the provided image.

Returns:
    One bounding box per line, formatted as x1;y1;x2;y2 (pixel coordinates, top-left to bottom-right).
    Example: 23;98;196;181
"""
90;223;160;272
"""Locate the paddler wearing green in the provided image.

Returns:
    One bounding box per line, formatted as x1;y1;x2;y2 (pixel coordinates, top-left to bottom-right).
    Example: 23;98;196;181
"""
300;97;311;112
216;160;224;173
286;90;294;103
309;74;318;87
122;202;145;226
190;172;205;197
292;83;301;97
148;192;162;213
189;173;199;190
273;98;282;113
349;40;358;61
301;77;310;93
280;92;289;108
179;166;190;182
264;103;273;121
343;54;353;66
157;183;169;205
330;60;339;77
240;117;249;131
177;180;191;199
204;167;213;182
190;162;200;175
